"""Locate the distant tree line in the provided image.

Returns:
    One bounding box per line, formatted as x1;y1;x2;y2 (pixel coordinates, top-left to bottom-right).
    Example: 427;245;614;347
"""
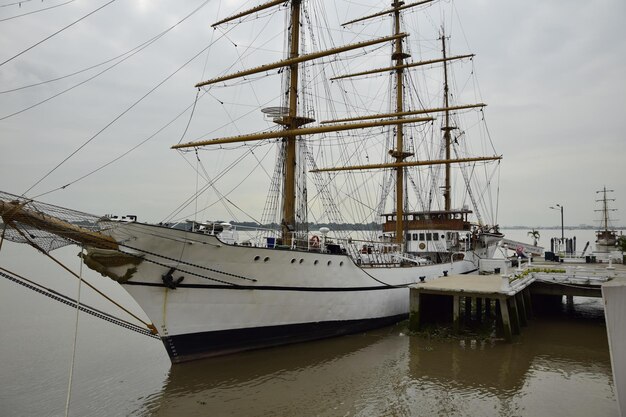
229;221;625;230
230;221;381;231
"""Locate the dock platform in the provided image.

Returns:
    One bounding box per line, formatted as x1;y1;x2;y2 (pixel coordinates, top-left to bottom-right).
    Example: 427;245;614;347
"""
409;260;626;342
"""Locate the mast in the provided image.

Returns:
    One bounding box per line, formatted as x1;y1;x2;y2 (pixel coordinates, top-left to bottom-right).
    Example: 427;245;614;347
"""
186;1;405;245
282;0;301;246
441;32;453;212
391;0;411;245
178;0;499;247
596;186;616;232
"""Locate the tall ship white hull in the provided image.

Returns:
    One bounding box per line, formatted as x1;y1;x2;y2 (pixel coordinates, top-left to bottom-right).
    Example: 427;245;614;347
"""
0;0;505;364
595;187;619;247
92;222;478;362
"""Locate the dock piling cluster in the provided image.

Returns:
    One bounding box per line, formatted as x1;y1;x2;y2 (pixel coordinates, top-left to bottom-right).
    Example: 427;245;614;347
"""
409;259;622;342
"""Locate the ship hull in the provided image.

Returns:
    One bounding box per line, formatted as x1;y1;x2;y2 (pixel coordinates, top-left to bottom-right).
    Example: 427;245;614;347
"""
596;230;617;247
153;313;407;362
103;222;477;363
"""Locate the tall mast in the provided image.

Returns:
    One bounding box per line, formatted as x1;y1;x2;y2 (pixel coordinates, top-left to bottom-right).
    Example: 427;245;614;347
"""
596;186;615;232
603;188;609;230
282;0;301;245
178;0;501;244
441;32;453;212
391;1;412;245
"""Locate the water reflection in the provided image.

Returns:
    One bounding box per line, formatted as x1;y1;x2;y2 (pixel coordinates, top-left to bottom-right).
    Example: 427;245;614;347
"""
138;327;407;416
136;300;616;417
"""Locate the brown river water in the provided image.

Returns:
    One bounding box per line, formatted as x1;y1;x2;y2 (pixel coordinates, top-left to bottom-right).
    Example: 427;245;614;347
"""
0;229;619;416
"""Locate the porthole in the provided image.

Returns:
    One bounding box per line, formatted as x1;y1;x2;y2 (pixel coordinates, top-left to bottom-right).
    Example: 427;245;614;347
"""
290;258;296;264
327;260;332;266
264;257;270;262
254;255;260;261
314;260;319;265
340;261;344;266
299;259;304;264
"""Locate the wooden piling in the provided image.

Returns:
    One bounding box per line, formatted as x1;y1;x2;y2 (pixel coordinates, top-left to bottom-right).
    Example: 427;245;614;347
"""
464;296;472;323
522;288;533;319
453;295;460;333
516;292;528;326
408;288;421;332
508;296;521;335
408;272;545;343
498;296;513;342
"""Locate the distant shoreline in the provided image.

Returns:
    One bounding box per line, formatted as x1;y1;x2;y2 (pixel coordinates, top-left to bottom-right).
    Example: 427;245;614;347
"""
500;226;626;230
228;221;626;231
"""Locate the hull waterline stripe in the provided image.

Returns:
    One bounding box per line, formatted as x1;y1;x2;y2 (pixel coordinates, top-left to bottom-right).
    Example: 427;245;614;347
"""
124;281;409;291
163;313;409;363
123;267;478;291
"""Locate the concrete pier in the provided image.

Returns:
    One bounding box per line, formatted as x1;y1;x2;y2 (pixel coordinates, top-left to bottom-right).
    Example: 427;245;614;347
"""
409;274;534;342
602;281;626;417
409;261;626;342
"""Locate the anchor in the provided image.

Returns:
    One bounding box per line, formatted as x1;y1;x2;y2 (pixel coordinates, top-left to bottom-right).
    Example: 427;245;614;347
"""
162;267;184;289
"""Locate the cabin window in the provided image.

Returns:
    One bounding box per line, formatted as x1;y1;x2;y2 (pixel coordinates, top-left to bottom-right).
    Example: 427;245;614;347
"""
413;233;418;240
433;234;439;241
406;233;411;241
419;233;425;241
426;233;432;241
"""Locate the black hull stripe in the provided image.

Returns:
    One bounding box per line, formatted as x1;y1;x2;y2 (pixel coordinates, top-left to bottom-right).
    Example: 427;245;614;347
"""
123;268;477;292
164;314;408;363
124;281;408;291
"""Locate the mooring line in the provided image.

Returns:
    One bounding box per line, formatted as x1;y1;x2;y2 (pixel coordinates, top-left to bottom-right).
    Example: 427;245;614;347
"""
0;268;160;339
64;246;84;417
4;224;158;334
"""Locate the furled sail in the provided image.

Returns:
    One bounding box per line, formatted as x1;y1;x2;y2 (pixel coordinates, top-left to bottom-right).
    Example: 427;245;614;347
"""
0;190;116;253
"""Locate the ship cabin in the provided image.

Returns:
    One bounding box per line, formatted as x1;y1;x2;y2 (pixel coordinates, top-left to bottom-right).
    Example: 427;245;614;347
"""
382;209;473;255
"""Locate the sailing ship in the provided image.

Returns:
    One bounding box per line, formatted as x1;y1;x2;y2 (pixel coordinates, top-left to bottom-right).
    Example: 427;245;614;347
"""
595;187;618;246
0;0;503;363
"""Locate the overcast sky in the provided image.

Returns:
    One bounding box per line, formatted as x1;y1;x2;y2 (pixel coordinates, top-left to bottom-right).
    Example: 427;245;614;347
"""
1;0;625;229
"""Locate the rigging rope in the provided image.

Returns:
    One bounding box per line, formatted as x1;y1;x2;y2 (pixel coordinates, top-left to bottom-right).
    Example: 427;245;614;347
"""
0;268;159;339
23;8;241;198
0;0;210;94
64;245;83;417
32;90;210;200
0;0;118;68
0;0;36;7
0;0;75;23
4;221;159;332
